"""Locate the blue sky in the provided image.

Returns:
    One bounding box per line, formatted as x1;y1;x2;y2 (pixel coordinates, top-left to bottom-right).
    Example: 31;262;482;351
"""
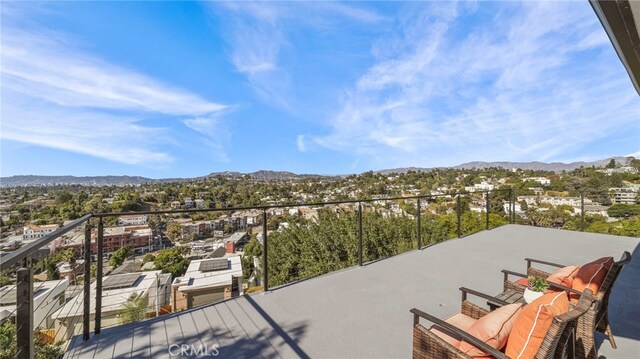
1;1;638;178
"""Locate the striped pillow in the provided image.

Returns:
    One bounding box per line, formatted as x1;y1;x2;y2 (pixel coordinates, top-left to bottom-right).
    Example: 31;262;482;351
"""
571;257;613;300
505;292;569;359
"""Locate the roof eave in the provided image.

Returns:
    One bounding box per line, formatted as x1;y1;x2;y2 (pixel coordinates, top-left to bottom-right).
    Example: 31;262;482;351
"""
590;0;640;95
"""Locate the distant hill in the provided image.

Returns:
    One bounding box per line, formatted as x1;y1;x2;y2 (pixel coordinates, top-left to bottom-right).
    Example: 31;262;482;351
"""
207;170;327;180
0;175;154;187
1;156;634;187
376;156;633;174
455;156;633;171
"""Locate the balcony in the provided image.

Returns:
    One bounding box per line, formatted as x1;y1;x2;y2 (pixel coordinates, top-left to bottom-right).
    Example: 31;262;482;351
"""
62;224;639;358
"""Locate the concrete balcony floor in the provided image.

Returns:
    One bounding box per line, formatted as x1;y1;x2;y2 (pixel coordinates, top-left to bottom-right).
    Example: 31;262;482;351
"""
65;225;640;358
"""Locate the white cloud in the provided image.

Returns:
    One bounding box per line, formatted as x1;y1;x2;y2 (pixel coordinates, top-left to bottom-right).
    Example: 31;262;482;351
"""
296;135;307;152
213;2;385;110
183;116;230;162
1;26;230;166
312;1;640;168
2;94;173;165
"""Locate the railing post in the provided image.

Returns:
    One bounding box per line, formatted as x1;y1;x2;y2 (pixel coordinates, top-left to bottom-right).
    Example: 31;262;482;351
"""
83;223;91;341
262;209;268;292
580;192;585;232
16;267;33;359
485;192;490;230
511;191;518;224
95;218;103;334
508;188;514;224
416;198;422;249
512;189;516;224
456;195;462;238
358;203;363;266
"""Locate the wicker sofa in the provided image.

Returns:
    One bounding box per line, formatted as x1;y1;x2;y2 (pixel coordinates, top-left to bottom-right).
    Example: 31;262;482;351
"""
501;251;631;359
410;287;594;358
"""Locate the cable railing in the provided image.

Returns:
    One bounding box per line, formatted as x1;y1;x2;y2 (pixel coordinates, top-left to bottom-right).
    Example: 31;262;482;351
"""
0;187;536;358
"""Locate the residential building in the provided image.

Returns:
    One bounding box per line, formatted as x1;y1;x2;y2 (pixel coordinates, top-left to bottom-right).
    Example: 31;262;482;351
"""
23;223;58;240
99;225;153;253
225;232;249;253
184;197;194;208
51;271;171;341
0;279;68;330
53;225;154;254
503;202;523;213
171;257;243;311
609;187;638;204
600;166;638;175
474;182;495;191
117;214;148;226
194;199;206;209
576;205;610;218
518;195;592;208
524;177;551;186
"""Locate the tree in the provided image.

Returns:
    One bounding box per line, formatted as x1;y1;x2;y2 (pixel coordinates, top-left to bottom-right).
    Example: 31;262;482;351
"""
109;246;133;268
166;221;182;242
606;159;617;169
143;253;155;263
0;319;64;359
607;204;640;218
153;247;190;277
241;238;262;279
120;292;147;324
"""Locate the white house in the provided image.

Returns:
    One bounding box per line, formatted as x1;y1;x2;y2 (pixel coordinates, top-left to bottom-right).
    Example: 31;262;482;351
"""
524;177;551;186
117;214;148;226
171;257;243;310
609;187;638;204
0;279;69;330
23;224;58;240
474;182;495;191
194;199;206;209
51;271;171;341
576;205;610;218
518;196;592;208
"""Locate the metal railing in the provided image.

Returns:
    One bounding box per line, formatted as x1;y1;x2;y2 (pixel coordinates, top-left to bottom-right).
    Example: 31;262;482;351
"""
0;187;529;358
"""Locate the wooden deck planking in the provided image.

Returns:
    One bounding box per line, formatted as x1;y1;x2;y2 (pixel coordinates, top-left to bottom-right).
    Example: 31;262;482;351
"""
129;324;151;358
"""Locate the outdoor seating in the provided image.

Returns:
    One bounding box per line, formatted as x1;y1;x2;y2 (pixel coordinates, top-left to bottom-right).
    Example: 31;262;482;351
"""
500;251;632;359
410;287;594;358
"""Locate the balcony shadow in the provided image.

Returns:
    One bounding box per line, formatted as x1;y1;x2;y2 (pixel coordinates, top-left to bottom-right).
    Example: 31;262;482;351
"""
69;294;309;359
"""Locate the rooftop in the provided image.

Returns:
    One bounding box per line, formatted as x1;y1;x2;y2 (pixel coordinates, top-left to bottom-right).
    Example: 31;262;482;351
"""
54;271;164;319
175;256;243;291
65;225;639;358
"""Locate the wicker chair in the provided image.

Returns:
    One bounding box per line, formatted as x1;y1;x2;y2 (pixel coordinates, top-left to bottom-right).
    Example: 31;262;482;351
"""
501;251;631;359
410;288;593;359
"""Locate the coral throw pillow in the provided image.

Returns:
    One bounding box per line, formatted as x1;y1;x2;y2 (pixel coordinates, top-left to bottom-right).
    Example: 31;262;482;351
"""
571;257;613;300
505;292;569;359
458;303;523;357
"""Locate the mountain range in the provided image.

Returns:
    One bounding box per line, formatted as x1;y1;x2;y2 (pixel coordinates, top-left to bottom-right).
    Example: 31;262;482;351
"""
0;156;633;187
